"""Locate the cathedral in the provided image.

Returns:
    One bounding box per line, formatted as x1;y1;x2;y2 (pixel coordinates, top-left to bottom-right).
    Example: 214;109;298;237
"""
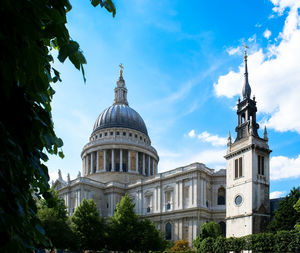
54;51;271;244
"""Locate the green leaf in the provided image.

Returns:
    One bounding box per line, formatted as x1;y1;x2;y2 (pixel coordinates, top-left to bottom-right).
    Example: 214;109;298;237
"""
91;0;100;7
103;0;116;17
57;41;80;63
58;151;64;159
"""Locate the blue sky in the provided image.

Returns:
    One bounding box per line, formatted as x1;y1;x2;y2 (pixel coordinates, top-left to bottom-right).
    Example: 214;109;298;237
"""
48;0;300;198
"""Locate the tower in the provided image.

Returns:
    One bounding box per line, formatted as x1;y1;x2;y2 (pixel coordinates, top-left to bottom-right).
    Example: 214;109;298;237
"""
225;49;271;237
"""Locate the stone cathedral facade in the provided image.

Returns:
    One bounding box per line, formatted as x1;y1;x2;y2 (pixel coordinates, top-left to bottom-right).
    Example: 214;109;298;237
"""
54;54;270;244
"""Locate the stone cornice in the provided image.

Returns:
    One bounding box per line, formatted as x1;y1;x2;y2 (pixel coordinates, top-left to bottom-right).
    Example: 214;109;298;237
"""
142;206;225;219
225;143;272;160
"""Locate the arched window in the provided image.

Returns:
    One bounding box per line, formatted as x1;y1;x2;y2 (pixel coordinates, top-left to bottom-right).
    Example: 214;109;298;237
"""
165;222;172;240
217;187;226;205
219;221;226;236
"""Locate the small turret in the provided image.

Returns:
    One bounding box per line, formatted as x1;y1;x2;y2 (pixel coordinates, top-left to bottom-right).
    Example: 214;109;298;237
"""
264;126;268;141
227;131;232;146
58;169;62;180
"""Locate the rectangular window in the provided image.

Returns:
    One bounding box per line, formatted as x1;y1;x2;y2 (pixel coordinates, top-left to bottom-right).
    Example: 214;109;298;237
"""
258;155;261;174
235;159;238;179
258;155;265;175
239;157;243;177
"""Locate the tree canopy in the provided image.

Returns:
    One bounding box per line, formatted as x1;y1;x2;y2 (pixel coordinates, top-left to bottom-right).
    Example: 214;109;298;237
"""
193;221;222;249
268;187;300;232
0;0;115;252
37;189;73;250
294;198;300;231
107;194;166;252
71;199;105;251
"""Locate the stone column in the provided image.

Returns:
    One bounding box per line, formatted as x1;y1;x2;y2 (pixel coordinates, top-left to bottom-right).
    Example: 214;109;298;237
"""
120;149;123;172
128;150;131;171
86;155;89;175
82;158;84;175
104;149;107;171
136;152;139;174
189;182;193;207
176;181;179;209
193;178;197;207
181;180;184;209
83;157;85;175
152;158;154;175
96;151;99;172
148;156;150;176
189;219;193;243
143;153;145;175
204;181;207;207
111;149;115;171
85;156;87;175
201;179;204;207
91;152;94;174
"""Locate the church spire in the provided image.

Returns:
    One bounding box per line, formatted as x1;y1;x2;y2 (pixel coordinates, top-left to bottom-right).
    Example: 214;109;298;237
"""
234;48;259;141
242;45;251;99
114;64;128;105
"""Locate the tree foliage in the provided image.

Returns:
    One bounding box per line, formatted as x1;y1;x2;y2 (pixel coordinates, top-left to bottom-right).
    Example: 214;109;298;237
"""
192;221;222;249
199;237;214;253
213;236;227;253
71;199;105;251
107;194;166;252
294;198;300;231
0;0;115;252
195;230;300;253
37;189;73;250
169;240;190;252
268;187;300;231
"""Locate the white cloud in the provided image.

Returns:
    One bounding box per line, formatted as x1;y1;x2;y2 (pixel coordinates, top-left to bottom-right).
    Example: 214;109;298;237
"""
197;131;227;146
248;34;257;43
214;0;300;134
270;190;286;199
187;130;227;146
227;46;242;55
264;29;272;39
188;129;196;138
270;154;300;180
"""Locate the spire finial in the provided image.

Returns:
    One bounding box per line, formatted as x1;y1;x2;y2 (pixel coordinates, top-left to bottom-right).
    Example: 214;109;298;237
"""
244;43;248;61
119;63;124;78
242;44;251;99
264;126;268;141
114;64;128;105
227;131;232;146
58;169;62;180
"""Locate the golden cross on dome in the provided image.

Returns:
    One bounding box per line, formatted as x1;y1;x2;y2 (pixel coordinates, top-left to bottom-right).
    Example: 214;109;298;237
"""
119;63;124;77
244;43;249;60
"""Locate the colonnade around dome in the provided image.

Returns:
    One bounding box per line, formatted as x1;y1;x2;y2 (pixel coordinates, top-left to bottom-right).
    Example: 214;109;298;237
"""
82;148;158;176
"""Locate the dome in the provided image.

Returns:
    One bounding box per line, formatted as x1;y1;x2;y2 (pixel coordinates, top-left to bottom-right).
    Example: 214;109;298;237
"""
93;104;148;136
